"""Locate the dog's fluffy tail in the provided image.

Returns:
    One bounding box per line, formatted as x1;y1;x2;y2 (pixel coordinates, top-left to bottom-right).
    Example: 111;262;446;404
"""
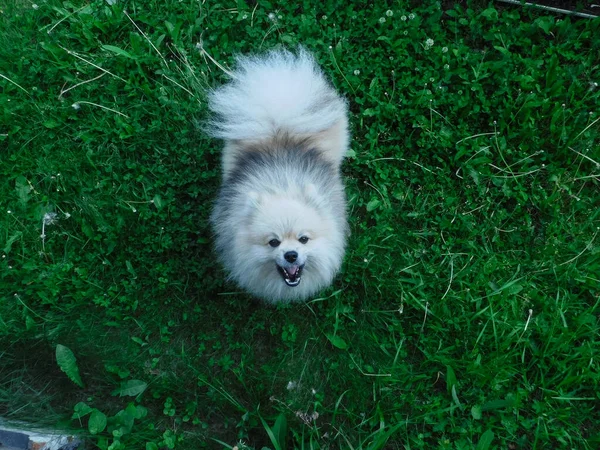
207;48;349;167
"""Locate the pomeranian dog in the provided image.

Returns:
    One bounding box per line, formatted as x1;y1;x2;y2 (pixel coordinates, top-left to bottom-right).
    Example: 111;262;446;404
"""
208;48;349;303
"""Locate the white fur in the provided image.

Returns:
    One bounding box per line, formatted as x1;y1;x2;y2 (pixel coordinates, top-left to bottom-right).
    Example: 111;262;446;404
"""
209;48;350;303
226;194;346;302
208;48;349;175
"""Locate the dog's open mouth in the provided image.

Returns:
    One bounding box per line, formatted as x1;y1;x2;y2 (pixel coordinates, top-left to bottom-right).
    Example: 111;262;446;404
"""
277;264;304;287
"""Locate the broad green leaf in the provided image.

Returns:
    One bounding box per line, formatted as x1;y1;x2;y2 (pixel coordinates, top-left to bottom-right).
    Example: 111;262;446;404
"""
507;283;523;295
113;409;135;435
272;413;287;450
126;260;137;279
476;429;494;450
326;334;348;350
15;176;31;206
163;430;176;449
131;336;145;346
125;402;148;419
446;365;457;393
3;231;22;254
493;45;510;56
56;344;84;388
25;316;35;331
259;415;283;450
451;384;463;410
111;379;148;397
280;34;295;44
366;198;380;212
88;409;107;434
481;8;498;20
102;44;136;59
152;194;164;209
535;16;554;34
482;398;514;411
164;20;175;33
471;405;482;420
72;402;93;419
43;120;60;129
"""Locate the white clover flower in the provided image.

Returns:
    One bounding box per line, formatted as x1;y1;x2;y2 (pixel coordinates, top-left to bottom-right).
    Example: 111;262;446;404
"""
401;15;407;21
386;10;393;17
43;212;58;226
242;13;248;19
286;381;297;390
7;210;12;214
354;69;360;75
425;38;434;47
41;212;58;243
442;46;448;53
295;410;319;423
64;212;71;219
32;3;39;9
322;15;327;20
268;12;276;20
409;13;415;19
72;103;80;110
379;17;386;23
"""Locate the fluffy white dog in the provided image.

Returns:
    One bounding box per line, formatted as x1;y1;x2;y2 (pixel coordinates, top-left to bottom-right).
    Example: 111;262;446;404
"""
208;48;350;303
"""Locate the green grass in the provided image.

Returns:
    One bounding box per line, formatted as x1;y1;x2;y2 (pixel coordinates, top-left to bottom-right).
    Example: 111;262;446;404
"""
1;0;599;448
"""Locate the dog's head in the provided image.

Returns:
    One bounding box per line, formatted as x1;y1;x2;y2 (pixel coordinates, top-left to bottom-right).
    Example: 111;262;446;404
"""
232;185;344;300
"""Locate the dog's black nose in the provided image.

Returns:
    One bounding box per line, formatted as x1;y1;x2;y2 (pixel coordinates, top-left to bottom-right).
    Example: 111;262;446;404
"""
284;251;298;263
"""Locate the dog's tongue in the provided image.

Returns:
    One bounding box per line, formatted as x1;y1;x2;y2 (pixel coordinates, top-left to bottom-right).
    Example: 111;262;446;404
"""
287;265;299;277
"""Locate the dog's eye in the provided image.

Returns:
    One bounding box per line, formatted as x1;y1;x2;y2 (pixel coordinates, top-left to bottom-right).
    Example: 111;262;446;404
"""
268;239;281;248
298;236;309;244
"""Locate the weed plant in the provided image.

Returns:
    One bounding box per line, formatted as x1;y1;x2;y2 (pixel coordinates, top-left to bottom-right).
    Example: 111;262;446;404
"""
1;1;599;449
